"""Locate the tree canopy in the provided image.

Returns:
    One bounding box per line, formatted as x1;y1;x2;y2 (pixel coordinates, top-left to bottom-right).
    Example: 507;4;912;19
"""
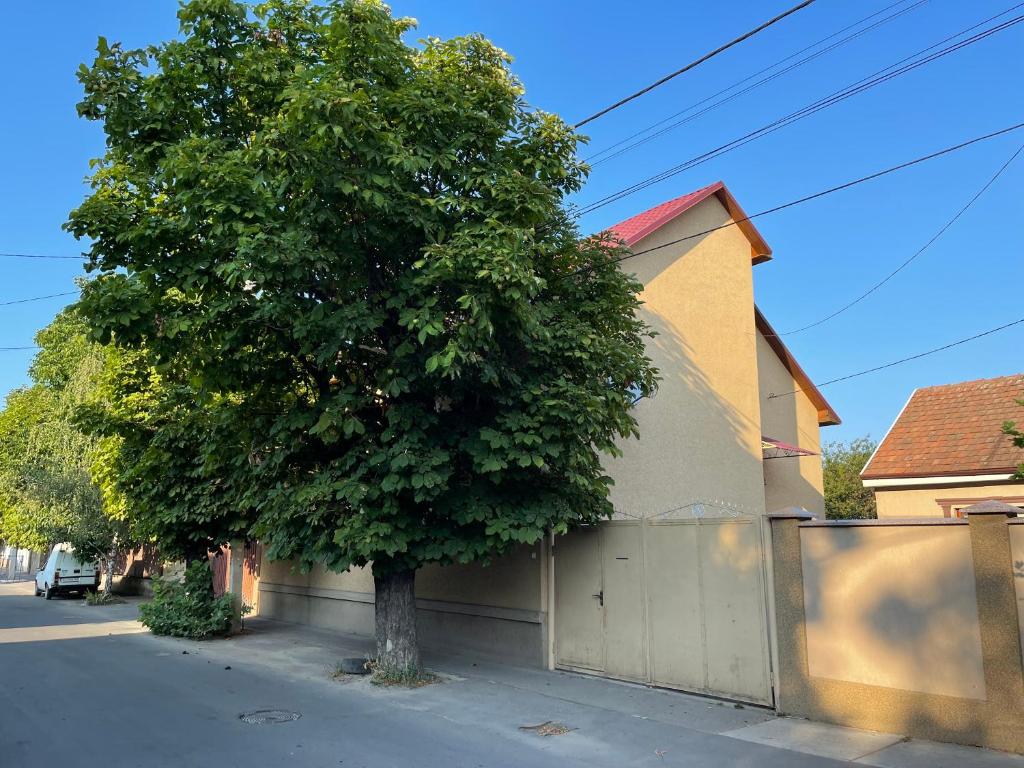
822;437;877;520
83;346;256;564
67;0;658;671
0;309;134;582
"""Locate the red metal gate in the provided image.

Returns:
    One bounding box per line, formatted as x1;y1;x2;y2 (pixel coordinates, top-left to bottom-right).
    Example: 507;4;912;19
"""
210;541;262;613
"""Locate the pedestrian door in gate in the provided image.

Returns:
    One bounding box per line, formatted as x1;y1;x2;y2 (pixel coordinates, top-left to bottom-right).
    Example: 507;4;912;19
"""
553;516;772;705
552;521;647;682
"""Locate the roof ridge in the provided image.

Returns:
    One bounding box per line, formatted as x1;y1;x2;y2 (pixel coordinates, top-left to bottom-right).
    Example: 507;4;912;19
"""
916;372;1024;392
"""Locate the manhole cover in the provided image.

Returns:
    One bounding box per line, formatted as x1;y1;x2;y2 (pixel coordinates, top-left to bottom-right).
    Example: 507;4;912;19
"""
239;709;301;725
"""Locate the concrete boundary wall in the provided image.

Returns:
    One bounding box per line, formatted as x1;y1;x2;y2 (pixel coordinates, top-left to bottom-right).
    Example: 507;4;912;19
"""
258;581;546;666
1010;521;1024;668
769;505;1024;754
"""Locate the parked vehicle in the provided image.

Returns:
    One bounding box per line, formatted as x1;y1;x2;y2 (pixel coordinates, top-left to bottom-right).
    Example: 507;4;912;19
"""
34;544;99;599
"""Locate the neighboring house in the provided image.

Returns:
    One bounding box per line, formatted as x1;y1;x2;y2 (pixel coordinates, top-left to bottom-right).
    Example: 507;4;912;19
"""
258;181;840;705
1;545;37;579
861;373;1024;518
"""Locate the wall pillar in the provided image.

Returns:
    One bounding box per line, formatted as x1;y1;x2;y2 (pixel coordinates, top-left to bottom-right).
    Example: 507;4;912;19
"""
227;539;246;633
964;501;1024;725
767;501;1024;753
767;508;815;713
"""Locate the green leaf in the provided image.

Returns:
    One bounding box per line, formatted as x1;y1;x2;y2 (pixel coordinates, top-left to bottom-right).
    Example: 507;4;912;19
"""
62;0;659;642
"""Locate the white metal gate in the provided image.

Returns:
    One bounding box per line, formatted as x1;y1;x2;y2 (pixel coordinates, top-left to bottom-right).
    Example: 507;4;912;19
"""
553;509;772;705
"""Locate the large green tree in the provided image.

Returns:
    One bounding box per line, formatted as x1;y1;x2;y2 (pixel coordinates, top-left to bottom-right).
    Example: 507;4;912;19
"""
68;0;657;674
0;309;135;591
822;437;878;520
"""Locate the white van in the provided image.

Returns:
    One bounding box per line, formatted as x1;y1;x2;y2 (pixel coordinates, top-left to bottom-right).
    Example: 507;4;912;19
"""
34;544;99;599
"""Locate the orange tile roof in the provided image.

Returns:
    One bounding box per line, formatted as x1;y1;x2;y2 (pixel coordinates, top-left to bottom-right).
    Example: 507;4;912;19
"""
862;373;1024;479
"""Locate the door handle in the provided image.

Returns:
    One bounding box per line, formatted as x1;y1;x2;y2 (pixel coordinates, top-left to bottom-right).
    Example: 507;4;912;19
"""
592;590;604;607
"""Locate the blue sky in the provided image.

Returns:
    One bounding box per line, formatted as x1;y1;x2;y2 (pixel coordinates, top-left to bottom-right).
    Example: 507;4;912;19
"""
1;0;1021;443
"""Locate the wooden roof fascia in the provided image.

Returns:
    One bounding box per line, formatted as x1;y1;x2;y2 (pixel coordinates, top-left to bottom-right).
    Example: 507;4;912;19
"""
755;306;841;427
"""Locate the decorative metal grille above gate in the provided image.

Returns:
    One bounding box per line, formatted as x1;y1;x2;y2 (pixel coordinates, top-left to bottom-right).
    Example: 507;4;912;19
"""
613;498;759;522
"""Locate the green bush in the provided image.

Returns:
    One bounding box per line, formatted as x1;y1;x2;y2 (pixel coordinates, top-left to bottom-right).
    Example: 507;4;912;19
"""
138;561;235;639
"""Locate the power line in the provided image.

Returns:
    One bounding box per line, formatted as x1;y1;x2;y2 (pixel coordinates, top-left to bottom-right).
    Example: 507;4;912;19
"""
595;121;1024;270
572;0;820;129
578;9;1024;216
768;316;1024;398
0;252;82;260
0;346;39;352
585;0;926;166
775;141;1024;336
575;7;1024;218
0;290;80;308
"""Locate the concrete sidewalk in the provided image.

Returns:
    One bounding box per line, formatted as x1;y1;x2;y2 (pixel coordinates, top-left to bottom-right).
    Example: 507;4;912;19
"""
202;611;1023;767
2;579;1021;767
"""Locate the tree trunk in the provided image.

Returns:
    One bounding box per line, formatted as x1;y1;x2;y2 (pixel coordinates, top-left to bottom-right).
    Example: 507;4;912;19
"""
373;565;421;674
101;544;119;593
102;554;114;593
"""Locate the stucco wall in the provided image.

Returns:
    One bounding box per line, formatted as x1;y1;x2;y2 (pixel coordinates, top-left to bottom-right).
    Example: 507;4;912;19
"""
605;195;766;519
416;544;543;610
259;547;546;665
874;482;1024;518
261;558;375;592
800;521;984;698
260;545;541;611
771;513;1024;753
756;331;826;515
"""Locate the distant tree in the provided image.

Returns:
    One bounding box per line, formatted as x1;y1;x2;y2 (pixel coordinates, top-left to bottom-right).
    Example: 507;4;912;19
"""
67;0;657;676
1004;399;1024;479
0;386;56;553
822;437;878;520
0;309;136;591
83;346;257;573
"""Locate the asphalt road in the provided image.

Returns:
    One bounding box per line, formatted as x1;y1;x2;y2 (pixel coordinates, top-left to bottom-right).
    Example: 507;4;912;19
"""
2;582;586;768
5;580;1012;768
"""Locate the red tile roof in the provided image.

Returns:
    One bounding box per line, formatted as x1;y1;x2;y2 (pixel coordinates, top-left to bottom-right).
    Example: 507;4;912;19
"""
862;373;1024;480
606;181;773;263
609;183;722;245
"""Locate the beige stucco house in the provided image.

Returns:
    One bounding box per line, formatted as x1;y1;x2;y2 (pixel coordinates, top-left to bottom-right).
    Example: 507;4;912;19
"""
258;181;839;705
862;373;1024;518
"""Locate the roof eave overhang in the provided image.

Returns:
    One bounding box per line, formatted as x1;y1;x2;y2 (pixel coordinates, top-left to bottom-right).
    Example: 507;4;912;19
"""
862;472;1019;488
711;186;773;265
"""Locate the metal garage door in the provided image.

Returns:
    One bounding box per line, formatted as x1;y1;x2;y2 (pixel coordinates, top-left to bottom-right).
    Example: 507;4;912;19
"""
553;515;772;705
